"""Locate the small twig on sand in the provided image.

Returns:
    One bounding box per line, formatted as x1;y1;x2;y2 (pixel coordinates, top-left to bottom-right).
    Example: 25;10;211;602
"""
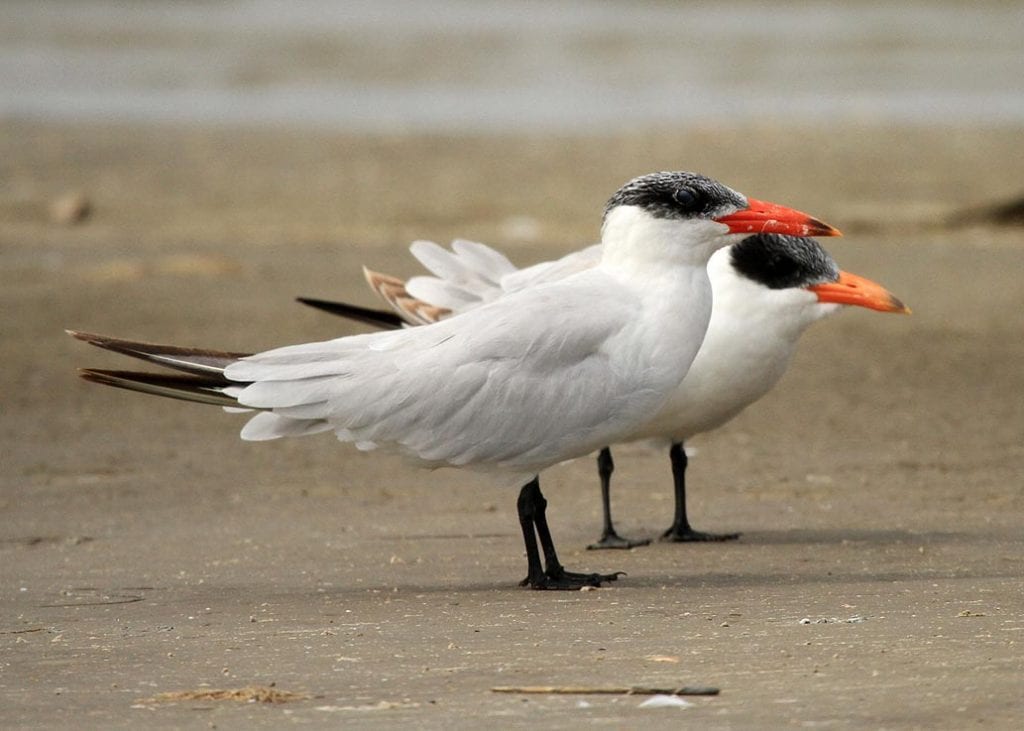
491;685;719;697
144;686;309;704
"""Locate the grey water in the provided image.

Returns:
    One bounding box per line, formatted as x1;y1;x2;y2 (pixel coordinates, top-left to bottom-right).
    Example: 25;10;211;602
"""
2;0;1022;132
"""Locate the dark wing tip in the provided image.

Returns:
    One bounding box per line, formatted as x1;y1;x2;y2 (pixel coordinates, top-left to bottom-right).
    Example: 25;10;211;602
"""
296;296;404;329
77;368;240;407
67;329;107;345
67;329;250;363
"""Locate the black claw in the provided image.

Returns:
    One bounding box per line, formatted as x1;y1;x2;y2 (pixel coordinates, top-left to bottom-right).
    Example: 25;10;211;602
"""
522;568;625;590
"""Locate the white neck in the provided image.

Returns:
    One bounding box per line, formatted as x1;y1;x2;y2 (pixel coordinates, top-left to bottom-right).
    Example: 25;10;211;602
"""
599;206;735;277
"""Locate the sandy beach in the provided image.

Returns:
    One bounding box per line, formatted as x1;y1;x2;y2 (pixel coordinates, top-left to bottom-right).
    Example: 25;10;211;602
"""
2;118;1023;728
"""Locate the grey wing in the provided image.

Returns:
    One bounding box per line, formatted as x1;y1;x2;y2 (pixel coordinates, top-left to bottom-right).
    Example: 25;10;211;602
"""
225;273;645;470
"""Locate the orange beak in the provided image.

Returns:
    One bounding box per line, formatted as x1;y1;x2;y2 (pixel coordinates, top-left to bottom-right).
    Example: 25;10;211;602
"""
715;198;842;238
807;270;911;313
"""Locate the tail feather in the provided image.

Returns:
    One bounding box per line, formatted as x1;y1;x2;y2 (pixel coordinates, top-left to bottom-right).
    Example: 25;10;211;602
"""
67;330;247;375
78;368;241;407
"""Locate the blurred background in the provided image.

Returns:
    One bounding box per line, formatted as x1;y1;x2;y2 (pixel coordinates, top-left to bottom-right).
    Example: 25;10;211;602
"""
3;0;1023;132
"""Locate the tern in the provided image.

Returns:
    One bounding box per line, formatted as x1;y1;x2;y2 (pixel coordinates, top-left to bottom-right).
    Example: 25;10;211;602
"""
70;171;839;589
302;234;907;549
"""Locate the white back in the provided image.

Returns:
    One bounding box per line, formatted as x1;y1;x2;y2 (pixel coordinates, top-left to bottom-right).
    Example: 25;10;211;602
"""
375;238;841;447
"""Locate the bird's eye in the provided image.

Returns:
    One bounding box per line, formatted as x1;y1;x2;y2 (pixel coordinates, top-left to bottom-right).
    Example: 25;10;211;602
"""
672;187;699;210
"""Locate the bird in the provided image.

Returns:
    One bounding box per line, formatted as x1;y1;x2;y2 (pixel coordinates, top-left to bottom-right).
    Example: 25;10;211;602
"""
69;171;840;590
300;233;907;550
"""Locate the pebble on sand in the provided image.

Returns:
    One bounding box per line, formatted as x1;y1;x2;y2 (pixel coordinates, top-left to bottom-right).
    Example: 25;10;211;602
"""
49;192;91;225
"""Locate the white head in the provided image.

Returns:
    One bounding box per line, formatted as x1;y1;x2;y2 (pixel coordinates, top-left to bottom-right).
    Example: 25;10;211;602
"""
600;171;840;270
710;233;909;336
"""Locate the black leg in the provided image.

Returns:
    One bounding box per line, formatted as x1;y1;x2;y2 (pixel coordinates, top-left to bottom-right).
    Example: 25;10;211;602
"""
517;478;546;588
517;477;623;590
587;448;650;550
660;442;741;543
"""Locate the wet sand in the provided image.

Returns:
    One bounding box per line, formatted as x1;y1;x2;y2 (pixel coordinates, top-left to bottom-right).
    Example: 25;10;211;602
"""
2;119;1023;728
